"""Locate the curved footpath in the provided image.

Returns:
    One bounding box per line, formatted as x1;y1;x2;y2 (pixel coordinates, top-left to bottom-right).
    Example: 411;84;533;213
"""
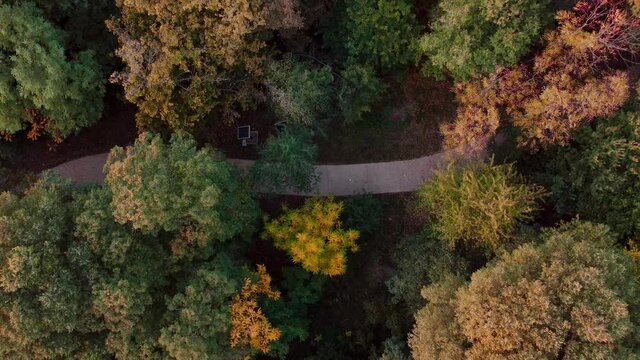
50;142;487;196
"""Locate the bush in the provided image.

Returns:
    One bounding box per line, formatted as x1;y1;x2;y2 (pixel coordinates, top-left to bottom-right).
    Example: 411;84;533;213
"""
420;0;551;80
250;128;319;193
418;159;545;254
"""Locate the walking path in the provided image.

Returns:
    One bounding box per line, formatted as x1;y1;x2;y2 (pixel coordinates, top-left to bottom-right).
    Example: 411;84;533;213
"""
51;142;487;196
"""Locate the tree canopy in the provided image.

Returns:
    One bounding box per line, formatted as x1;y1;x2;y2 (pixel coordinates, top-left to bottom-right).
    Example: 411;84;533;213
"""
418;160;544;255
420;0;552;80
0;3;104;139
441;0;638;151
263;197;360;276
543;108;640;240
410;221;640;359
108;0;268;130
105;132;259;259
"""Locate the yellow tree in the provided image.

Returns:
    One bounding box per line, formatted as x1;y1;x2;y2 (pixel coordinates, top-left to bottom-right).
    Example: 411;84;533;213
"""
263;198;360;276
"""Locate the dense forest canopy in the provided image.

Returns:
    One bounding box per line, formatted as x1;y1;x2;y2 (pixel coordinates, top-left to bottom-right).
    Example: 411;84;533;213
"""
0;0;640;359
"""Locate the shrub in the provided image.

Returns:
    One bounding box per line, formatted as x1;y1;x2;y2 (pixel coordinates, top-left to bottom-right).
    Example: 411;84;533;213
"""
342;193;383;236
386;230;467;314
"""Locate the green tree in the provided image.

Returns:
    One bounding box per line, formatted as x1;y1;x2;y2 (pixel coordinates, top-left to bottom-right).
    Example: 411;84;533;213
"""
338;64;387;123
543;109;640;239
108;0;267;130
159;255;248;359
418;160;544;255
70;186;168;358
409;221;640;359
266;59;334;129
263;267;325;358
263;197;360;276
420;0;551;81
386;229;467;314
250;128;319;193
7;0;118;71
0;174;103;358
105;132;259;259
0;3;104;138
327;0;421;71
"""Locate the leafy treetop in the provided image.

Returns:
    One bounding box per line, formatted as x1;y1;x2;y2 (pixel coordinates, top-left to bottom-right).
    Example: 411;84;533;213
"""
263;197;360;276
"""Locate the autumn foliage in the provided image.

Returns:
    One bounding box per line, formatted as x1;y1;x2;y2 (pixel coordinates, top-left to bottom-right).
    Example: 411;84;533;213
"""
443;0;639;151
263;198;359;276
418;160;544;254
410;221;640;359
108;0;267;130
230;265;281;354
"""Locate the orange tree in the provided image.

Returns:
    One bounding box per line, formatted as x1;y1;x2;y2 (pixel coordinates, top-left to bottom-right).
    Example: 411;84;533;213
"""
230;265;281;354
263;197;359;276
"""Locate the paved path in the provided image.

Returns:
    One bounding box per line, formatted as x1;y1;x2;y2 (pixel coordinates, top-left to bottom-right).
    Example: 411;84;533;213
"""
51;143;487;196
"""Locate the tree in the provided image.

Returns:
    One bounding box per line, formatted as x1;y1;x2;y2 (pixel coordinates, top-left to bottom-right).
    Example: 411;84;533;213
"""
229;265;281;354
0;174;102;358
105;132;259;259
265;58;334;129
410;221;640;359
441;0;639;151
263;197;360;276
6;0;118;71
542;109;640;239
158;255;249;360
0;144;297;359
262;267;325;358
250;128;319;193
420;0;552;81
108;0;267;131
408;275;467;360
70;186;168;358
327;0;421;71
418;160;544;255
386;230;467;314
0;3;104;139
338;64;388;123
